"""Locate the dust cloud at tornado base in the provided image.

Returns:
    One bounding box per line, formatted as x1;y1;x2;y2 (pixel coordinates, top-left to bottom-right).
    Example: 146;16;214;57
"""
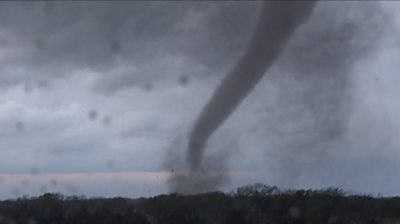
164;2;393;194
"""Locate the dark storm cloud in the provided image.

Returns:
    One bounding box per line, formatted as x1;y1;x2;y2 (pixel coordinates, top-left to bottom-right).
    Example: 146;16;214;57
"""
252;1;392;186
0;1;258;93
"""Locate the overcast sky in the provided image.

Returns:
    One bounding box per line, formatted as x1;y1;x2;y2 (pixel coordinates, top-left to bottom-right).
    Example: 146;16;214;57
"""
0;1;400;199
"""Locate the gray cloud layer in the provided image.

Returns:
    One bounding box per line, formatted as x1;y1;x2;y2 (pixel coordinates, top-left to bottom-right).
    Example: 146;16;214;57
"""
0;1;399;198
0;2;259;93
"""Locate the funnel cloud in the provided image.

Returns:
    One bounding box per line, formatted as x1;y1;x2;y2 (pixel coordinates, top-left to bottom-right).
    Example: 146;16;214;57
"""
168;2;318;194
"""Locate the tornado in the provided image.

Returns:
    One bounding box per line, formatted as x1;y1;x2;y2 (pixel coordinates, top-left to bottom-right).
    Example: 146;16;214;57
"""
187;2;318;171
168;1;319;193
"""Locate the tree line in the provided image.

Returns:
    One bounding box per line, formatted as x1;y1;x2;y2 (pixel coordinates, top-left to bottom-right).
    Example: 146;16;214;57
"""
0;183;399;224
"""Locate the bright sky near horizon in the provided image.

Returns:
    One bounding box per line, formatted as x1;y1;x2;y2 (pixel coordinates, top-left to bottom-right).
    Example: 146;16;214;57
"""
0;1;400;199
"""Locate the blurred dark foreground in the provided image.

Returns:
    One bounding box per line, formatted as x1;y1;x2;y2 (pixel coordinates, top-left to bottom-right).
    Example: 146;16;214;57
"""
0;183;399;224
